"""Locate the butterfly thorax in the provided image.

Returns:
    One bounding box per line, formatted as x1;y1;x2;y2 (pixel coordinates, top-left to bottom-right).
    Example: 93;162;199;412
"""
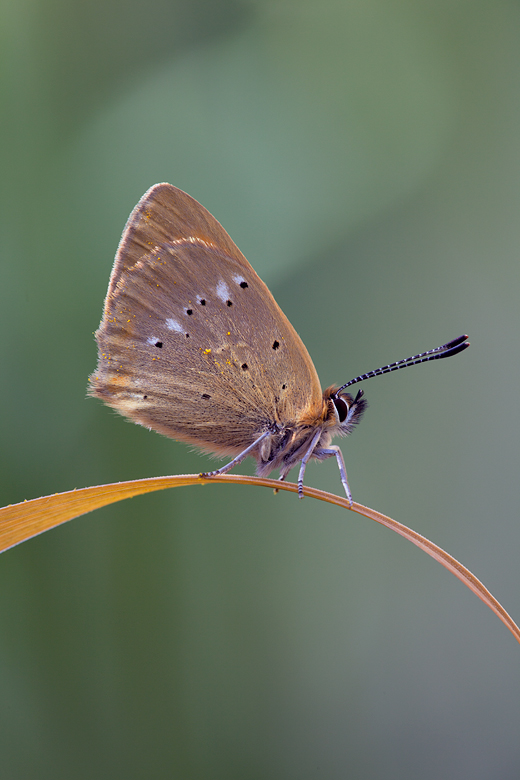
255;386;366;478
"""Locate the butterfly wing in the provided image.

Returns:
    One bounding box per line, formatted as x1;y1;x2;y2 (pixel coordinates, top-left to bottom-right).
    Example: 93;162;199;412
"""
89;184;324;457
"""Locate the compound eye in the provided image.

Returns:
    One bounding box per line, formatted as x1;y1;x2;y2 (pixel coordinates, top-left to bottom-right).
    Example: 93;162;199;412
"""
332;396;349;423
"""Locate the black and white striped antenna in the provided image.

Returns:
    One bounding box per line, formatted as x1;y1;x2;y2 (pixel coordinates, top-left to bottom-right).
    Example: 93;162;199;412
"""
336;334;470;395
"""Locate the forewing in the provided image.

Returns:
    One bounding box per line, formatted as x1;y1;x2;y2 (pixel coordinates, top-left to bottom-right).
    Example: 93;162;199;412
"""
89;184;323;456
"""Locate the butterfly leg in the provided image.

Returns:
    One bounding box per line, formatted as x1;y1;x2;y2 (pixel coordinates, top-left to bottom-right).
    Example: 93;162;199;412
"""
272;473;286;495
201;431;271;478
313;445;353;507
296;429;323;499
273;468;292;495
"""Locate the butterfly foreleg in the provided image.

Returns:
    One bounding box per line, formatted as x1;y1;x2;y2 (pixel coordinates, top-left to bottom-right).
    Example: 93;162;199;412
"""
312;445;353;507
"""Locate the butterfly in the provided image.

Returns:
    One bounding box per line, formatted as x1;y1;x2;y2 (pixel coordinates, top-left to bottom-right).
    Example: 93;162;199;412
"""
89;184;469;504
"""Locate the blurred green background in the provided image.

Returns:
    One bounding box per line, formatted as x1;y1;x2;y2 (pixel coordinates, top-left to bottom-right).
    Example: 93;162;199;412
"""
1;1;519;777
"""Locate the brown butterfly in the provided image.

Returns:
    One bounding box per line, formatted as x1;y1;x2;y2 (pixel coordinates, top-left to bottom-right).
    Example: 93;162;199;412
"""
89;184;469;503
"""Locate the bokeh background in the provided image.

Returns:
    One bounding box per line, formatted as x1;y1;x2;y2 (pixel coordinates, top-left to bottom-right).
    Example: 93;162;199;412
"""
1;1;519;777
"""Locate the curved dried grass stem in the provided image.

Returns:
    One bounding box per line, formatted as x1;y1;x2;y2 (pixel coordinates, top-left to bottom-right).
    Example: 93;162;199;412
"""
0;472;518;644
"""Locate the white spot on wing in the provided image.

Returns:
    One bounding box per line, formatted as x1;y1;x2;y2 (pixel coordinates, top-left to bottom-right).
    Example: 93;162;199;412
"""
147;336;159;345
216;279;230;303
233;274;246;286
166;318;183;332
171;237;215;249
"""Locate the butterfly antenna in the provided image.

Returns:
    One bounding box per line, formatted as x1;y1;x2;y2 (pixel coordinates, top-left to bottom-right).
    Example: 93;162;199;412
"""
336;334;470;394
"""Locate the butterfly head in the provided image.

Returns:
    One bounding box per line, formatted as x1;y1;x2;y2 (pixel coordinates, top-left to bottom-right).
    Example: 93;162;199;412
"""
323;386;368;438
